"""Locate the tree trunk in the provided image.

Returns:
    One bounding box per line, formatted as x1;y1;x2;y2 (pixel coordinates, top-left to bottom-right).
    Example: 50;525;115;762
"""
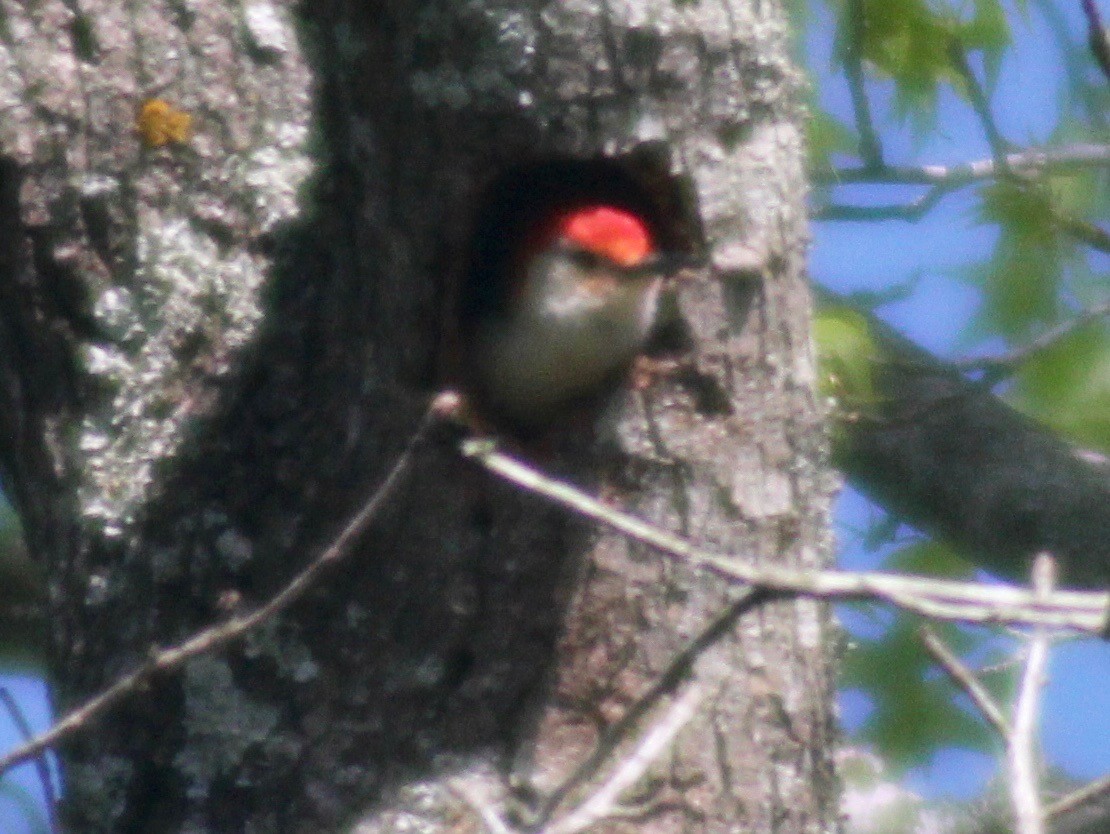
0;1;837;831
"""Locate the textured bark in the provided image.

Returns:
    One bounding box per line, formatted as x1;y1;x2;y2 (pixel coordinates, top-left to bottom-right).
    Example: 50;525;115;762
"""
0;1;836;832
822;291;1110;589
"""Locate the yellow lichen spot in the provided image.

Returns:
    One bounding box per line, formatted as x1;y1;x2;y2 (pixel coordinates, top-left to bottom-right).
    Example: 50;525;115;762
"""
136;98;192;148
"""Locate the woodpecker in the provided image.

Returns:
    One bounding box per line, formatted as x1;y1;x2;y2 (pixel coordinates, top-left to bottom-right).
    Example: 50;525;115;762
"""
457;203;690;431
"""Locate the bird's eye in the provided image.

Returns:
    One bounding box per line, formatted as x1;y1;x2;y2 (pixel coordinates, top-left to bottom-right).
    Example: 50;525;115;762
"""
568;247;605;270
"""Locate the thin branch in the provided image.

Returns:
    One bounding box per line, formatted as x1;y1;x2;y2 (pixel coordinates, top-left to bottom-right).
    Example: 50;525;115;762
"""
814;143;1110;222
1056;212;1110;253
947;39;1009;164
954;300;1110;380
844;0;883;168
816;143;1110;185
918;625;1010;739
536;587;774;827
815;183;956;222
460;440;1110;635
0;687;57;833
1046;771;1110;820
1009;554;1055;834
0;409;433;779
541;682;706;834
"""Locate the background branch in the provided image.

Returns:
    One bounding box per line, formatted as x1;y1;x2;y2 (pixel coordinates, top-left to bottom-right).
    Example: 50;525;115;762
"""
953;300;1110;380
918;625;1010;738
1047;773;1110;822
815;143;1110;186
1083;0;1110;81
844;0;884;168
816;287;1110;589
948;39;1009;163
814;144;1110;221
0;687;57;833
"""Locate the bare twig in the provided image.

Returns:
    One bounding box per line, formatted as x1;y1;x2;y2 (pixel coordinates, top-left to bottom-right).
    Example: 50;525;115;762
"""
0;409;432;779
1046;772;1110;820
1056;212;1110;253
947;40;1009;163
460;440;1110;634
918;625;1010;739
541;683;706;834
954;300;1110;380
1009;554;1056;834
815;143;1110;222
537;587;773;826
816;184;955;222
844;0;883;168
816;143;1110;186
0;686;57;833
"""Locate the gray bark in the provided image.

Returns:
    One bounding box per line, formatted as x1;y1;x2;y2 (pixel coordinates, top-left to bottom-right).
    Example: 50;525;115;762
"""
0;1;836;832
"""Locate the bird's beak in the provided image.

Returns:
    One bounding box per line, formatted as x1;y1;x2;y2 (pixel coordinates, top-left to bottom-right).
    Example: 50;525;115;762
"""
635;251;707;282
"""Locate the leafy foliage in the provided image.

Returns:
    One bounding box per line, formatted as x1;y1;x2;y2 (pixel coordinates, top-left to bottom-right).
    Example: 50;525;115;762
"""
832;0;1013;133
840;540;1011;771
1015;320;1110;450
842;613;1002;770
813;304;881;412
974;182;1067;337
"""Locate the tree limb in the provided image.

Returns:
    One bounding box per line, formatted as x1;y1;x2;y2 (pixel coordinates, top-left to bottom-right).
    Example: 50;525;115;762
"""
953;300;1110;380
814;143;1110;222
816;143;1110;186
817;287;1110;589
918;624;1010;739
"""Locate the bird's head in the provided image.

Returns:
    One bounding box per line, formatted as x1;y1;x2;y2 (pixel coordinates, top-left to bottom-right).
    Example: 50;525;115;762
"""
552;204;656;269
454;198;698;432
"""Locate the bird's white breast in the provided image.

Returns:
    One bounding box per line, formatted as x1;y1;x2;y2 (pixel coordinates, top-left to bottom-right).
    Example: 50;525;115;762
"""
473;251;661;423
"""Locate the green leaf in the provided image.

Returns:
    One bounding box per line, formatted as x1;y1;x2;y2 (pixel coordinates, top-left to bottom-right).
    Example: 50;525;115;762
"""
832;0;1016;134
962;0;1010;87
1012;320;1110;452
840;0;958;130
807;107;856;174
1046;163;1107;227
813;305;881;408
886;539;977;580
961;0;1010;53
973;182;1066;337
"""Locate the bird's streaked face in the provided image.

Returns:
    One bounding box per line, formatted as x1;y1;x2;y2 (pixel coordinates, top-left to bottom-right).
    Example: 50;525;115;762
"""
468;205;672;427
